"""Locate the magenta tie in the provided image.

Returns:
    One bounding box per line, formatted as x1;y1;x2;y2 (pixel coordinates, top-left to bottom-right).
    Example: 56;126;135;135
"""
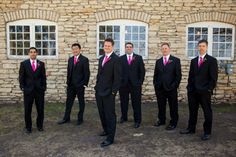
102;55;108;67
164;57;167;65
74;56;77;65
198;57;203;67
32;60;36;72
128;56;132;65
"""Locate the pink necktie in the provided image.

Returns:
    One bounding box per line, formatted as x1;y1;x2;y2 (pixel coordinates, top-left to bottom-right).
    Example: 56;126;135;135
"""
32;60;36;72
164;56;167;65
128;56;132;65
198;57;203;67
74;56;77;65
102;55;108;67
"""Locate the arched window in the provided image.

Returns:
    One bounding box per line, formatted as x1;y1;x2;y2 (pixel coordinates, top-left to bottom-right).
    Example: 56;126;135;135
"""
186;22;235;60
7;19;58;59
97;20;148;58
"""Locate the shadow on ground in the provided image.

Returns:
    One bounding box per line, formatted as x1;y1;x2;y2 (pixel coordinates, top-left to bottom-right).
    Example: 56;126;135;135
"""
0;101;235;157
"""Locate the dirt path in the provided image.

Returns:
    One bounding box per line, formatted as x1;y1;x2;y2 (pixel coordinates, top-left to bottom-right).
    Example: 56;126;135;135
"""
0;102;235;157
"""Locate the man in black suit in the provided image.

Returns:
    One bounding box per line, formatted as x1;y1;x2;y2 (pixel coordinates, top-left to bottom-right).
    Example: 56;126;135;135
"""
180;39;218;141
19;47;47;134
95;38;121;147
153;42;182;130
57;43;90;125
119;42;145;128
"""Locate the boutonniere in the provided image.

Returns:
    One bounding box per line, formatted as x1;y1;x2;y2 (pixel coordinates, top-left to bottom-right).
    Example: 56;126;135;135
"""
37;63;40;68
132;56;136;62
77;58;80;63
203;58;207;63
167;59;173;64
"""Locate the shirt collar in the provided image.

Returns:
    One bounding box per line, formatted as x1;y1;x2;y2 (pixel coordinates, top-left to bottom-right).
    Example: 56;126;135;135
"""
74;54;80;59
199;53;206;59
30;59;37;64
163;54;170;61
126;53;133;58
105;51;113;58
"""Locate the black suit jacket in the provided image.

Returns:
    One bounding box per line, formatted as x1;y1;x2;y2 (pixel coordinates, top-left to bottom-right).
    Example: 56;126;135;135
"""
95;52;121;96
120;53;145;87
67;54;90;89
187;54;218;93
19;59;47;94
153;55;182;91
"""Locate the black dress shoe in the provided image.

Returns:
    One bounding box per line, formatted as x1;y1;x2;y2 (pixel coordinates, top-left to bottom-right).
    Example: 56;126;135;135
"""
37;128;44;132
134;123;140;128
119;118;128;124
201;134;211;141
77;120;83;126
24;128;32;134
99;131;108;136
153;121;165;127
57;119;70;125
166;124;176;130
100;140;113;147
180;129;195;134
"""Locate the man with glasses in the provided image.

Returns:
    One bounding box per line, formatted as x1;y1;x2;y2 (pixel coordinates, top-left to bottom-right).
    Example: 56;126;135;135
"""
19;47;47;134
119;42;145;128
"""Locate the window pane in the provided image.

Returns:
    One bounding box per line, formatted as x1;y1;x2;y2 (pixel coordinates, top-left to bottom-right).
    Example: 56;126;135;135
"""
49;41;56;48
195;27;201;34
35;33;41;40
10;41;16;48
99;33;105;40
17;49;23;55
49;26;55;32
35;41;41;48
17;33;23;40
35;26;41;32
43;41;48;48
10;49;16;55
220;28;226;34
16;26;22;32
188;35;194;41
107;26;112;32
49;49;56;55
99;26;105;32
43;33;48;40
17;41;23;48
10;33;16;40
114;33;120;40
24;33;30;40
114;26;120;32
49;33;56;40
226;28;232;35
139;34;145;40
24;26;30;32
202;27;208;34
139;26;145;33
226;36;232;42
132;26;138;33
188;27;194;34
24;41;30;48
43;49;48;55
9;26;15;32
125;26;131;33
42;26;48;32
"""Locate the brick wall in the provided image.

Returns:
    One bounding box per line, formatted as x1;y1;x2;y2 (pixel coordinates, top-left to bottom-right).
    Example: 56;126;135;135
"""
0;0;235;104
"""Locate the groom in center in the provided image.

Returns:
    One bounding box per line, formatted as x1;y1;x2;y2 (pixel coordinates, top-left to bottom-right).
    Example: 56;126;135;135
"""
95;38;121;147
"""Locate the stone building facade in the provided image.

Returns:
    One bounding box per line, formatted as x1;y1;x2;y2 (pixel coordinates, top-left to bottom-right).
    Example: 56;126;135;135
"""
0;0;235;104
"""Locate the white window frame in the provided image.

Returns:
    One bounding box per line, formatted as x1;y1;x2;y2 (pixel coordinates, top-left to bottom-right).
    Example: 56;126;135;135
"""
186;22;235;60
97;19;149;59
7;19;58;59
